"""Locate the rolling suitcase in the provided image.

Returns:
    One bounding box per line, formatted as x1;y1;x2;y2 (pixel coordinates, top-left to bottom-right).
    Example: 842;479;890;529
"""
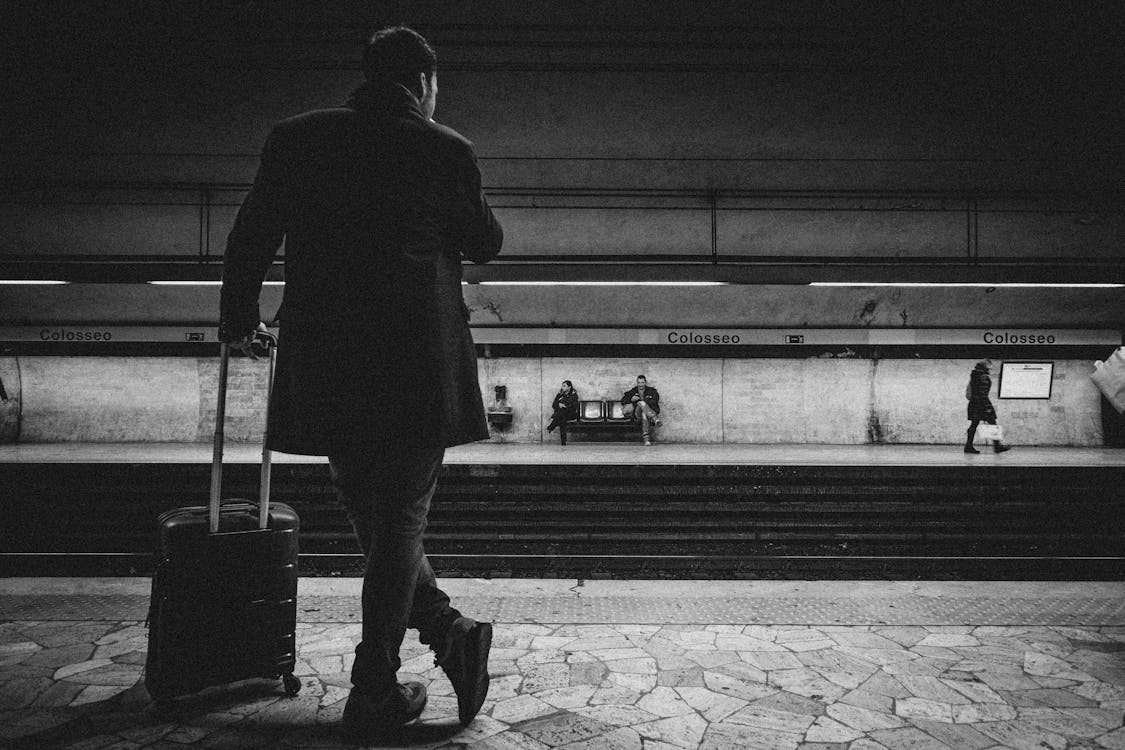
145;337;301;702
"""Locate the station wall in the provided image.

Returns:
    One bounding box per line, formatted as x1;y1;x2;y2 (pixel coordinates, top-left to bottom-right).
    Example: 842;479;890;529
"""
0;355;1105;447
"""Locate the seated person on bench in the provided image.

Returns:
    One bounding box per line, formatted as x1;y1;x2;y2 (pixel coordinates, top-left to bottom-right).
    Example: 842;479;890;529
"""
621;374;661;445
546;380;579;433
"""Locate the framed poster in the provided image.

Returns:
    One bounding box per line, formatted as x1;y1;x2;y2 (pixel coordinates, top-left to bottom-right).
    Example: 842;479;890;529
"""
999;361;1054;399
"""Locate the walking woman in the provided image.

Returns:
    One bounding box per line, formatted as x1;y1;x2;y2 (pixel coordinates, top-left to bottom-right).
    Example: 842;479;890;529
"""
546;380;579;433
965;360;1010;454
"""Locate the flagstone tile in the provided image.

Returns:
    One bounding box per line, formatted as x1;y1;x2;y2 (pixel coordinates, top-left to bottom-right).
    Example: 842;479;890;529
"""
840;688;894;713
1025;651;1096;681
0;641;41;656
804;715;864;743
798;647;880;675
556;726;643;750
953;702;1019;723
754;689;828;716
529;635;577;651
589;684;643;706
54;658;114;680
1058;706;1125;732
522;663;571;692
29;680;84;708
684;650;740;669
725;703;816;733
489;674;525;701
829;631;904;650
838;647;918;666
575;704;660;727
703;670;777;702
909;718;996;750
998;687;1099;708
679;630;717;645
895;697;954;723
633;712;708;748
1072;680;1125;704
767;668;848;701
850;739;892;750
18;622;119;648
869;726;955;750
860;672;912;699
1033;676;1080;689
943;678;1004;703
817;669;869;690
657;667;705;687
1017;706;1107;738
715;634;785;652
925;626;974;634
464;732;551;750
519;649;572;668
675;687;747;722
701;721;801;750
975;719;1067;749
535;685;597;709
875;627;930;647
590;648;650;662
713;660;768;684
827;702;905;731
491;694;558;724
707;625;744;634
742;626;781;642
567;661;607;686
897;675;973;704
452;715;510;744
606;671;657;693
911;646;962;661
881;659;946;677
917;633;980;648
70;683;130;706
1097;726;1125;749
784;639;838;653
741;650;804;671
635;686;695;717
565;637;634;652
615;625;661;638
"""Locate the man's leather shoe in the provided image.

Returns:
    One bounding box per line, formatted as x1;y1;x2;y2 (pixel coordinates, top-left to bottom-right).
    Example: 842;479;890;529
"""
342;682;426;741
994;445;1011;453
964;445;979;454
438;616;493;726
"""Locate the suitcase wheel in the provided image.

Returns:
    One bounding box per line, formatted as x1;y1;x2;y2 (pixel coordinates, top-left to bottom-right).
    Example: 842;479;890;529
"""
283;673;301;696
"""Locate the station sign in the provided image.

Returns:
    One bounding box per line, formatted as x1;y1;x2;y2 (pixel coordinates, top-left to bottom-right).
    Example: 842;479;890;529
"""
0;326;1118;346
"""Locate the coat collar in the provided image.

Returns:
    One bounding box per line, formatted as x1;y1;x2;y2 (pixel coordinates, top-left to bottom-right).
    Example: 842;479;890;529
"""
345;81;425;119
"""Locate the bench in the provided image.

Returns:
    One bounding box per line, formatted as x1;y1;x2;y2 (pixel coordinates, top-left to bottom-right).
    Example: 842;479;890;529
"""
558;400;643;445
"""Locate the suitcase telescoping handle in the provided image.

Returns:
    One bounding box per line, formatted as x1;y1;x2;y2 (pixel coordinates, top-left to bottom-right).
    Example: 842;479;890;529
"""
210;337;277;533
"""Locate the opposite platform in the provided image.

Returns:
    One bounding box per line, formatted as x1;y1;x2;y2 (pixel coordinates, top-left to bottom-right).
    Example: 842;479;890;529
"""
3;441;1125;467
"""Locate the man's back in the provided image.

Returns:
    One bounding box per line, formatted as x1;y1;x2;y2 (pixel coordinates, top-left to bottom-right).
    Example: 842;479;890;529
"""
221;82;503;454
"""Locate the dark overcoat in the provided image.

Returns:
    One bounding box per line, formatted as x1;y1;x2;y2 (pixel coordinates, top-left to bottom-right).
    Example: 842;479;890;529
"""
967;368;997;422
220;83;503;454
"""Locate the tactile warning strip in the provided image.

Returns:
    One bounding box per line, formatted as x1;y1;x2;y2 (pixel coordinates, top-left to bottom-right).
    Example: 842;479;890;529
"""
2;594;1123;625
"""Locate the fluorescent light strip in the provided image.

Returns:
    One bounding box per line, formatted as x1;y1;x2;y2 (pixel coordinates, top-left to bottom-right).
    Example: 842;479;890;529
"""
148;281;286;286
0;280;70;285
473;281;727;286
810;282;1124;288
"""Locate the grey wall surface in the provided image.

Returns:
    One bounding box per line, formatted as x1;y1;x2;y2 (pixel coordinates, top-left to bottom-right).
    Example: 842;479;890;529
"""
0;355;1105;447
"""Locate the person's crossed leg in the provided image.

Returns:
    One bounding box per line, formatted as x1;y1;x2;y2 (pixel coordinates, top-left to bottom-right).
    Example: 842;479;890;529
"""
329;444;493;740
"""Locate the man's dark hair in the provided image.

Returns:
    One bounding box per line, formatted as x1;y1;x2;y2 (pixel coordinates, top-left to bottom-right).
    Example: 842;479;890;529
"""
362;26;437;95
637;375;647;381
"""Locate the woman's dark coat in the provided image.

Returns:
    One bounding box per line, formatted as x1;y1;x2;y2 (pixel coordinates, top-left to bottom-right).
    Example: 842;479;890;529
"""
967;368;997;422
551;390;579;420
220;84;502;454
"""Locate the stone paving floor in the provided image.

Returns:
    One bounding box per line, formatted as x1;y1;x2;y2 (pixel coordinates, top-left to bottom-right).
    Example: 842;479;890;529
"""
1;580;1123;749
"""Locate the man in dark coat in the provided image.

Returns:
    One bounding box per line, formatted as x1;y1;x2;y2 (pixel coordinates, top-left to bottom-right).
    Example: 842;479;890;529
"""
219;26;502;740
965;360;1010;454
621;374;661;445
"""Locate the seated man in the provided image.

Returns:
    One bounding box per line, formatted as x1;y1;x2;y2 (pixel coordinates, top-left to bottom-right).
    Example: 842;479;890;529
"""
621;374;661;445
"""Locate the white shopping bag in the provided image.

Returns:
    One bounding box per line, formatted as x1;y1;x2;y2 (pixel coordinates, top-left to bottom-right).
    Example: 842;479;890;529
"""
1090;346;1125;413
977;424;1004;442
